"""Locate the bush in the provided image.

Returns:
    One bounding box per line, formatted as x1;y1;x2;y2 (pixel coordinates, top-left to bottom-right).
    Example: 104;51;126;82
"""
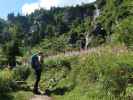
13;65;31;81
36;35;71;56
102;64;132;96
0;69;14;94
116;16;133;49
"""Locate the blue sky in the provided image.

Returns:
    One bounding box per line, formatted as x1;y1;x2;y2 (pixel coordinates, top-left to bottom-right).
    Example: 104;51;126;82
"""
0;0;36;19
0;0;96;19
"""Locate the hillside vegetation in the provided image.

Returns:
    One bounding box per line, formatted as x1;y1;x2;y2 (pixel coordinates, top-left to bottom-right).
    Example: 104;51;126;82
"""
28;45;133;100
1;45;133;100
97;0;133;48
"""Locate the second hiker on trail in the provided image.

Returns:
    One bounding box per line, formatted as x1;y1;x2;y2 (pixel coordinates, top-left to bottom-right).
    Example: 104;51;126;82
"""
31;51;44;94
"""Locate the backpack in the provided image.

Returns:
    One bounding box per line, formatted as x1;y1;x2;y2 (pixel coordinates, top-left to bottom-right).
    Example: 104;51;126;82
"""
31;54;40;69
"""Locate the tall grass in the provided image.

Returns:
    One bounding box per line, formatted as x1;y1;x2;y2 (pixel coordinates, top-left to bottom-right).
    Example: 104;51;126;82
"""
0;45;132;100
39;45;133;100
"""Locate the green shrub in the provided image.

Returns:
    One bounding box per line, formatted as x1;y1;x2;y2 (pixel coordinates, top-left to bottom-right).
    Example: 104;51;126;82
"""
116;16;133;49
0;69;14;94
13;65;31;81
44;57;71;71
102;64;130;96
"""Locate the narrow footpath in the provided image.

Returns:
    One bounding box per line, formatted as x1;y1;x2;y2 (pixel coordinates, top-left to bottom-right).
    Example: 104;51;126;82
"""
30;95;52;100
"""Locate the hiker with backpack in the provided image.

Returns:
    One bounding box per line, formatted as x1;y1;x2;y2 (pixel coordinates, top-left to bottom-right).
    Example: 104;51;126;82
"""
31;51;44;94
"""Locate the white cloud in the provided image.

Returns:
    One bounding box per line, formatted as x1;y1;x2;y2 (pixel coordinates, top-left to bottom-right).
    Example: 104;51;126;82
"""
22;3;40;15
40;0;58;9
22;0;96;15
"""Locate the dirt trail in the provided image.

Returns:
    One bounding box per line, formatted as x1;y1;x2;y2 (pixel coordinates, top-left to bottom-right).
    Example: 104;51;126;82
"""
30;95;52;100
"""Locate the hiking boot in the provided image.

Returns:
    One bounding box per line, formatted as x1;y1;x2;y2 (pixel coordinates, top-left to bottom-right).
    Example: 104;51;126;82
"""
44;89;51;96
33;90;41;95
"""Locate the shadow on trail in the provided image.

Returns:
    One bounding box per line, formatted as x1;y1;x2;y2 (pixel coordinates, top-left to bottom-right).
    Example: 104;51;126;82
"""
44;85;75;96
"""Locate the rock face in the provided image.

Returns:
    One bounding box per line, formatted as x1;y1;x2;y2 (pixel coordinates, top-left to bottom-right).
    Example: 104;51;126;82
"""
30;95;52;100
